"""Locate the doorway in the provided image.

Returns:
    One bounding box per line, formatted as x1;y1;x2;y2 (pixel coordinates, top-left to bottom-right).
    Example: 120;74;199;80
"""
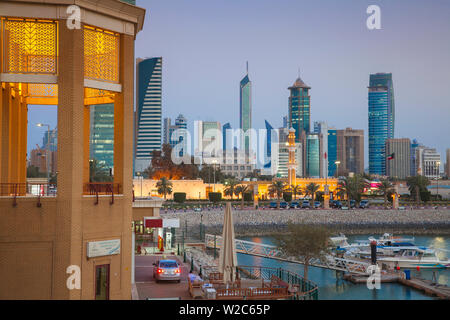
95;264;110;300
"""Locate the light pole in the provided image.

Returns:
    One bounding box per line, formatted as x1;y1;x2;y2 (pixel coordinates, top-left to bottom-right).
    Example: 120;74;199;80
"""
211;159;218;192
36;123;51;188
335;160;341;178
436;161;440;200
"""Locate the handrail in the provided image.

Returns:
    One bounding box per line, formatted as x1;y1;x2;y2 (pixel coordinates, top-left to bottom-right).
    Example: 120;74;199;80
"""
0;183;57;207
83;182;120;205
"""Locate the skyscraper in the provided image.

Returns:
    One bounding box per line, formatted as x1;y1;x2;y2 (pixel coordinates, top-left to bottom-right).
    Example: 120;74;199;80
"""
306;133;320;177
327;128;337;177
222;123;231;151
336;128;364;175
288;75;311;142
385;138;411;179
240;67;252;154
163;114;188;156
314;121;328;178
410;139;420;176
90;103;114;170
264;120;274;170
445;149;450;178
368;73;395;175
135;57;162;172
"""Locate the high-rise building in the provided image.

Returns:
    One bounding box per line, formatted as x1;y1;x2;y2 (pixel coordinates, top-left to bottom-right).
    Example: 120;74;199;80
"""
306;133;320;177
368;73;395;175
416;148;441;179
327;128;337;177
90;103;114;170
282;116;288;129
222;123;232;151
264;120;274;170
410;139;420;176
288;75;311;142
240;69;252;154
445;149;450;177
135;57;162;172
385;138;411;179
163;114;188;156
195;121;222;159
314;121;328;178
336;128;364;175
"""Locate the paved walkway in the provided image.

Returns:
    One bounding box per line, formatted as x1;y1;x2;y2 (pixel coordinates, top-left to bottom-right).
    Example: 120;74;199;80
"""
135;254;193;300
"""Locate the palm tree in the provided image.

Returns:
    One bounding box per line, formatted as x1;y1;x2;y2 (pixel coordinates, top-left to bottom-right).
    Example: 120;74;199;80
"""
234;184;250;209
223;178;238;200
156;177;173;200
268;181;286;208
337;175;370;204
290;184;302;201
305;183;320;204
378;179;394;208
407;175;430;204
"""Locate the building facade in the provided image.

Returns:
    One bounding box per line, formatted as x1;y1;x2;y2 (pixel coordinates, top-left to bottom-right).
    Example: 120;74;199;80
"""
195;120;222;160
135;57;162;173
288;76;311;142
90;103;115;170
163;114;188;157
240;72;252;154
368;73;395;175
385;138;411;179
306;133;320;177
336;128;364;175
446;149;450;178
327;128;337;177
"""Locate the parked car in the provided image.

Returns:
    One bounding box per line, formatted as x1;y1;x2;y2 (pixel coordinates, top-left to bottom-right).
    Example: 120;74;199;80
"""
279;201;288;209
349;200;356;208
269;202;278;209
314;201;321;209
153;259;181;283
194;207;202;212
290;201;300;208
301;200;311;209
359;200;370;209
331;200;342;209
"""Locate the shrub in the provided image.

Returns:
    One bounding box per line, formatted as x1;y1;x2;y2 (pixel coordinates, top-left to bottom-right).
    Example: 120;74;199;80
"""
420;190;431;202
243;192;253;202
283;192;292;202
173;192;186;203
209;192;222;203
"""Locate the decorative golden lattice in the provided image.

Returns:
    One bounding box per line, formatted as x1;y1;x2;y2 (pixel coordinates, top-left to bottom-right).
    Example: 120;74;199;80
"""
84;26;119;83
27;83;58;97
2;18;57;74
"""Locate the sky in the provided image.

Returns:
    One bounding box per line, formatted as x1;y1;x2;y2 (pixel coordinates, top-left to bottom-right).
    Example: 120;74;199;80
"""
28;0;450;169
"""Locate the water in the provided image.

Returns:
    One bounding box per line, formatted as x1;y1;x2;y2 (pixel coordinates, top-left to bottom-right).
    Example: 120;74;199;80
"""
237;234;450;300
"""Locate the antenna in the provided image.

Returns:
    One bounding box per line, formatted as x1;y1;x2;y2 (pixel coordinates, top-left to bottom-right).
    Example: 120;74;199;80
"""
246;61;249;75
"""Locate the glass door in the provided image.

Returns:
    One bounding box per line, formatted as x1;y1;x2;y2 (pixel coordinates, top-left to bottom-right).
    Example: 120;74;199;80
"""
95;264;110;300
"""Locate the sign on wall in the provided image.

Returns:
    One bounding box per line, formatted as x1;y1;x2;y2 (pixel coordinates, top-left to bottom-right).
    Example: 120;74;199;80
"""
87;239;121;258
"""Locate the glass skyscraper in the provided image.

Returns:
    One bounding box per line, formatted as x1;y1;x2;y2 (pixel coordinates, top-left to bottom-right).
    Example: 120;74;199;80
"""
288;76;311;142
90;103;114;170
368;73;395;175
222;122;231;151
264;120;274;170
240;72;252;154
306;134;320;177
135;57;162;172
327;128;337;177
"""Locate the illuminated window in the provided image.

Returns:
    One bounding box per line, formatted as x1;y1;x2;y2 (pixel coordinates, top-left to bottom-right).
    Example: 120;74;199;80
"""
2;18;58;74
84;25;119;83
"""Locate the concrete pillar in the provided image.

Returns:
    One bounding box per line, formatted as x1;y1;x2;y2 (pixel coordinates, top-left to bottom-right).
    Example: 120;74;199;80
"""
54;21;85;300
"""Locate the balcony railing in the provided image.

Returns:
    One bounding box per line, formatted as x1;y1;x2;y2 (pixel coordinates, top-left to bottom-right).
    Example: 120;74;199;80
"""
0;183;57;207
83;182;121;205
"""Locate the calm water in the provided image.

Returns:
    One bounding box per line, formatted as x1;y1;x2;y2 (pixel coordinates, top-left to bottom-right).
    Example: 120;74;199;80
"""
237;235;450;300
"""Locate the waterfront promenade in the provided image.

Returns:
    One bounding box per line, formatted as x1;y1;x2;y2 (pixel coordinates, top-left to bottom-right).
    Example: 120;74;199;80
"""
161;208;450;235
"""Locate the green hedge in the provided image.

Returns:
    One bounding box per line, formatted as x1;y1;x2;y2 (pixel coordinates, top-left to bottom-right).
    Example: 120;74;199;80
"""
208;192;222;203
173;192;186;203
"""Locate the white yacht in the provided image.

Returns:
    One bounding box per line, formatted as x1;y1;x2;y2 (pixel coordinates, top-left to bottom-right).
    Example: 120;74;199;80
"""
377;247;450;269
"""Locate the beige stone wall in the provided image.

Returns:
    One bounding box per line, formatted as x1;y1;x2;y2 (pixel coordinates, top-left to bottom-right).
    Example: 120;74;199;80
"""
133;179;225;199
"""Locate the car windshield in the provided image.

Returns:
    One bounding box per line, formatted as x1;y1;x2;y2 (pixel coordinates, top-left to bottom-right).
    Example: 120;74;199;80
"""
159;261;178;268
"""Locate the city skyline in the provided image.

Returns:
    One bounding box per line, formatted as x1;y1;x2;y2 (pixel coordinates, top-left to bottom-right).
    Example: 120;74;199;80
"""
27;0;450;171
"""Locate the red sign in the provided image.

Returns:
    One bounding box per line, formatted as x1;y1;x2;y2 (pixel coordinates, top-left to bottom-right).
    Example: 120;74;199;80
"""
145;218;163;228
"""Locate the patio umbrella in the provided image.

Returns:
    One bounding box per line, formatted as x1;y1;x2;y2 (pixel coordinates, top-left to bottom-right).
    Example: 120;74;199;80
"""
218;202;238;284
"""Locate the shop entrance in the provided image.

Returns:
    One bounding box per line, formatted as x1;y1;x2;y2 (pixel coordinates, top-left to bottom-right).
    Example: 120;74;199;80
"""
95;264;110;300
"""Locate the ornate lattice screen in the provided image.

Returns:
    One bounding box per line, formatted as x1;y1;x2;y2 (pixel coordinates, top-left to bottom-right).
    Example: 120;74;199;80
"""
2;18;58;74
84;26;119;83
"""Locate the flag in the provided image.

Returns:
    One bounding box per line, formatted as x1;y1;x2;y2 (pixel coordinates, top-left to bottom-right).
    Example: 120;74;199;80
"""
387;153;395;160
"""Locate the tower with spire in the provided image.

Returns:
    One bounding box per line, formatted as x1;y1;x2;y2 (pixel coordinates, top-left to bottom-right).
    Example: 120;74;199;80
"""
240;62;252;155
288;71;311;142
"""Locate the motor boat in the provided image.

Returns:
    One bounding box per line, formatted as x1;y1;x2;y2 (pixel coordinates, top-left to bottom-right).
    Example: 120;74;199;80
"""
377;247;450;269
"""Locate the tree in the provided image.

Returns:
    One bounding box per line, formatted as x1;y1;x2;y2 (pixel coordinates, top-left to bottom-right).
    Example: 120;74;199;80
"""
305;183;320;203
223;178;238;200
156;177;173;200
378;178;394;208
407;175;430;204
337;175;369;203
268;181;286;208
290;184;303;200
234;184;250;209
274;223;330;281
89;159;113;182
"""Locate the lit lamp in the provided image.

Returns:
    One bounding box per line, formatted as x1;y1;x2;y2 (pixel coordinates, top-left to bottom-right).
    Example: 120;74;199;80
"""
211;159;218;192
335;160;341;177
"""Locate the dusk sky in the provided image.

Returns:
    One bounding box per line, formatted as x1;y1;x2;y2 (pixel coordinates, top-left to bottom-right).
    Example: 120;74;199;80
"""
28;0;450;169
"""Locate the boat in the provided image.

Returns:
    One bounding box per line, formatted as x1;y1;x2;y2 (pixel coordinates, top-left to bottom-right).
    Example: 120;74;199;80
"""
377;247;450;269
329;234;349;247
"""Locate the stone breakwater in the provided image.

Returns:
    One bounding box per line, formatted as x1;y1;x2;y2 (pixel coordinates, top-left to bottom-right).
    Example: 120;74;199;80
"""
161;209;450;236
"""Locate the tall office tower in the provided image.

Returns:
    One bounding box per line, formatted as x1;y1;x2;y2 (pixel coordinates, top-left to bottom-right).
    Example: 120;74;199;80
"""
327;127;337;177
421;148;441;179
410;139;420;176
264;120;274;171
135;57;162;173
195;121;222;159
222;123;232;151
275;141;302;178
288;75;311;142
306;133;320;177
385;138;411;179
283;116;288;128
336;128;364;175
90;104;114;170
163;114;188;156
445;149;450;177
240;67;252;154
42;129;58;152
368;73;395;175
175;114;187;129
315;121;329;178
162;117;172;145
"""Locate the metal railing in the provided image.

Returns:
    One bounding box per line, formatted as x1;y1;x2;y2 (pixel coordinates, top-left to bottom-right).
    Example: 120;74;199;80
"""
83;182;121;205
0;183;57;207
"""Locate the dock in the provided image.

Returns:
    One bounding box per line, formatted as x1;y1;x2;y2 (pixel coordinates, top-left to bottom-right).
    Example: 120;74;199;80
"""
344;272;450;300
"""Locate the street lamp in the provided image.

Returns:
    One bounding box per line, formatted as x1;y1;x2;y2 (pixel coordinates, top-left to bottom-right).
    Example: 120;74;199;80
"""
36;123;51;188
335;160;341;178
211;159;218;192
436;161;440;200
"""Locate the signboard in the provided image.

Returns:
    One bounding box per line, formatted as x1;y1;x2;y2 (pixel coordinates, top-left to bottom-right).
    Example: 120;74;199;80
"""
163;218;180;228
144;217;180;228
87;239;121;258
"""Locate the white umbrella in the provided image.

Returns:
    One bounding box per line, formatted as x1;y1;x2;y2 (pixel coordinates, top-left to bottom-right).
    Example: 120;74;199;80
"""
218;202;238;284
